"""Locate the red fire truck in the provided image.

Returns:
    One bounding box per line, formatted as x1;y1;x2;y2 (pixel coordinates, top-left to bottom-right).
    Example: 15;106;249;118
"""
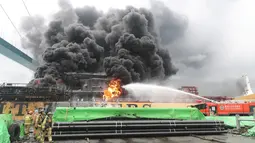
193;102;255;116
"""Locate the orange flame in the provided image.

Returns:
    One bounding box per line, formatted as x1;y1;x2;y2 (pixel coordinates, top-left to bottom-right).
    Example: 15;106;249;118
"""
103;79;122;101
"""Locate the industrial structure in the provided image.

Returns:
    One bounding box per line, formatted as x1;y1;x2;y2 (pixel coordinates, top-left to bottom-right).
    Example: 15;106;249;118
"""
0;72;111;102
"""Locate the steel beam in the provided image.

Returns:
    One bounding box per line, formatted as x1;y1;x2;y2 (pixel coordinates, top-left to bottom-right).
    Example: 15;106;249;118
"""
0;37;39;71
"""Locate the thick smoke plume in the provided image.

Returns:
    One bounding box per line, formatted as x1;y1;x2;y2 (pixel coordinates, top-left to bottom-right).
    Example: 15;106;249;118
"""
20;0;255;97
22;0;186;86
20;15;46;63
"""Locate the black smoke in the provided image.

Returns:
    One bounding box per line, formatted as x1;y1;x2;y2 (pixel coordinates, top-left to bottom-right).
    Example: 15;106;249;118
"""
22;0;187;86
75;6;103;28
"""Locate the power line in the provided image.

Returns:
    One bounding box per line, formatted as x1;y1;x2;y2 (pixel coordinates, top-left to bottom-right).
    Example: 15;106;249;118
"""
21;0;41;33
0;4;23;39
21;0;32;17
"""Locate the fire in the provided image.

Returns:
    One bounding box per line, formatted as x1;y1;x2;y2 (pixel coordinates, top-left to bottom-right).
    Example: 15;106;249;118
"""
103;79;122;101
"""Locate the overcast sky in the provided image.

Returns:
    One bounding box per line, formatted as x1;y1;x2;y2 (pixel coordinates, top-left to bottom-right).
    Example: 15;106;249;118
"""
1;0;255;96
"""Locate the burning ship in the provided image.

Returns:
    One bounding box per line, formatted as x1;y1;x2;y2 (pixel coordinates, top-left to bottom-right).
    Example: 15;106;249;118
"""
0;72;216;121
0;72;203;120
1;71;254;120
0;72;199;103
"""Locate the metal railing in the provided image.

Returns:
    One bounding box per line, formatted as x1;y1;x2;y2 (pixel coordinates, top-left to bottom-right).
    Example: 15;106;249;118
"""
235;113;255;130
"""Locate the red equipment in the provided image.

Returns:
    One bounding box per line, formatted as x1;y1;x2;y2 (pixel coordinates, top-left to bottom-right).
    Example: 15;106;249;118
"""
193;102;255;116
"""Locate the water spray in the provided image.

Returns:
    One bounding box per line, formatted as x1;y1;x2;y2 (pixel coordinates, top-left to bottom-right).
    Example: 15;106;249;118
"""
122;83;218;103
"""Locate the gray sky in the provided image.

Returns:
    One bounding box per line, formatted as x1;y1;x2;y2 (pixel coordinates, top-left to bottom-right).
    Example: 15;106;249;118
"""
1;0;255;96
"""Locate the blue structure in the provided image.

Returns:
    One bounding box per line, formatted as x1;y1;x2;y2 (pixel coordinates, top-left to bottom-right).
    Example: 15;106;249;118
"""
0;37;39;71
